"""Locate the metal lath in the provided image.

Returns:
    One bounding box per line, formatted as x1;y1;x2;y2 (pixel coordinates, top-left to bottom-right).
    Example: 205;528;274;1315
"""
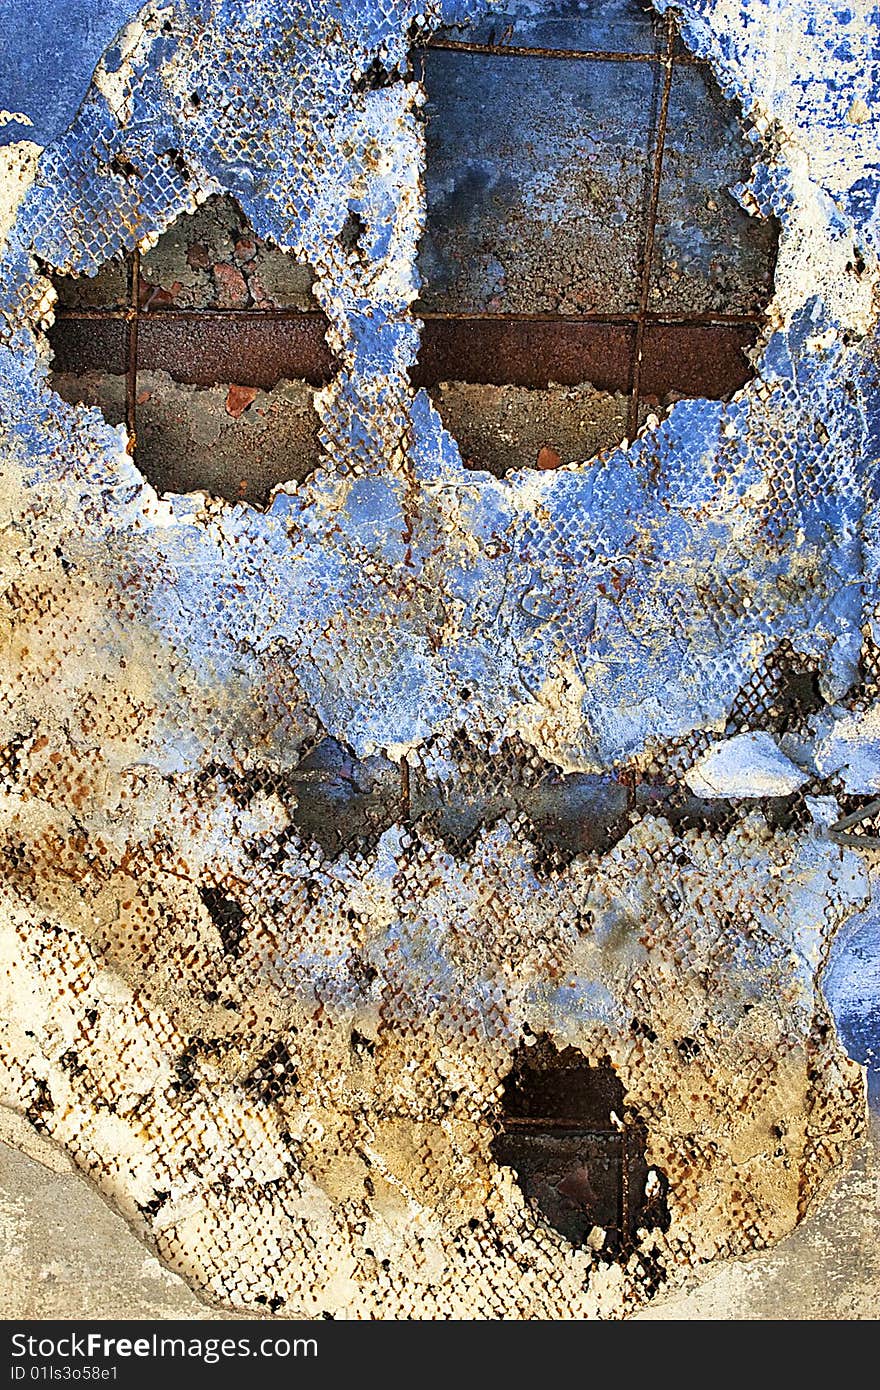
48;9;776;487
1;0;873;1324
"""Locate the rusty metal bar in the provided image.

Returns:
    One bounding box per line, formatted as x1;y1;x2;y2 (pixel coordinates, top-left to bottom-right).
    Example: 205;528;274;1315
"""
415;317;635;391
400;757;410;821
639;322;756;399
419;38;705;66
137;313;337;387
49;317;127;373
124;248;139;455
416;319;756;396
503;1117;621;1135
628;14;677;440
49;314;756;398
54;305;764;328
421;309;763;328
620;1125;630;1246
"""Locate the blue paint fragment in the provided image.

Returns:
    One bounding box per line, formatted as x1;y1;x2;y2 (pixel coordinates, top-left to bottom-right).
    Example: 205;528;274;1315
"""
824;895;880;1108
0;0;141;147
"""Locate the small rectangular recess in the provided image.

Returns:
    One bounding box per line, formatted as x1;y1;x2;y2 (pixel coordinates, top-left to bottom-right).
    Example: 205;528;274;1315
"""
413;318;636;391
136;311;336;388
48;317;127;377
502;1063;623;1128
492;1130;624;1238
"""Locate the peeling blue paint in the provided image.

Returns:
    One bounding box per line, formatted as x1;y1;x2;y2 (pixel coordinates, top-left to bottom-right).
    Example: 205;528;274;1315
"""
1;0;879;1302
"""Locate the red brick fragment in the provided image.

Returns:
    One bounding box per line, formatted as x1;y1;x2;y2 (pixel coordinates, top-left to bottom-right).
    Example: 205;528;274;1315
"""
536;446;562;470
139;278;177;309
225;384;258;419
186;242;210;269
213;262;249;308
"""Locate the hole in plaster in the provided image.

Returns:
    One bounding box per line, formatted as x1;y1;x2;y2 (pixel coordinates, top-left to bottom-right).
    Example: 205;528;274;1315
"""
412;0;778;475
109;151;141;181
338;207;368;257
724;639;824;740
354;56;405;91
244;1039;299;1103
199;885;247;958
491;1037;668;1253
47;194;337;508
409;729;630;860
198;737;404;860
197;728;633;869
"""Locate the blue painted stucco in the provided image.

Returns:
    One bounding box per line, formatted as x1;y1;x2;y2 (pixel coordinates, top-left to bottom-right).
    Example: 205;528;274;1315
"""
1;0;142;147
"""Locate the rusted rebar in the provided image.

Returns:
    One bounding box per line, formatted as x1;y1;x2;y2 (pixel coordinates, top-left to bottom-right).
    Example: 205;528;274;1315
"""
628;13;677;442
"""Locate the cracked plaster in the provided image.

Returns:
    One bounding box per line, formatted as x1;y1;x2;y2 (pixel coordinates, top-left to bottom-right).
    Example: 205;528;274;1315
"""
0;0;878;1320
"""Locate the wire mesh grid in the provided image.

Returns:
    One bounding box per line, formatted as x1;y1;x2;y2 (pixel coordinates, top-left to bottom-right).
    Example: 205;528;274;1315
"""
48;9;768;484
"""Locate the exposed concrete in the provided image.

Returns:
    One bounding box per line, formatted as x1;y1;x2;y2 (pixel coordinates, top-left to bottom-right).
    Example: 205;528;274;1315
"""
49;370;323;505
136;372;322;505
54;255;127;310
0;1122;224;1319
54;194;318;312
139;194;317;311
417;26;776;318
429;380;639;475
650;61;778;316
49;368;126;426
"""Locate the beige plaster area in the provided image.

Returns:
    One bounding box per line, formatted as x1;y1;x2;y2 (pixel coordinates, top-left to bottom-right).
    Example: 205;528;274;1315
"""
1;1105;877;1321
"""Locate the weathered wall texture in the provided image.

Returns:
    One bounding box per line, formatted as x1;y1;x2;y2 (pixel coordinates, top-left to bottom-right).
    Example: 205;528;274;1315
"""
0;0;878;1318
3;1109;877;1320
